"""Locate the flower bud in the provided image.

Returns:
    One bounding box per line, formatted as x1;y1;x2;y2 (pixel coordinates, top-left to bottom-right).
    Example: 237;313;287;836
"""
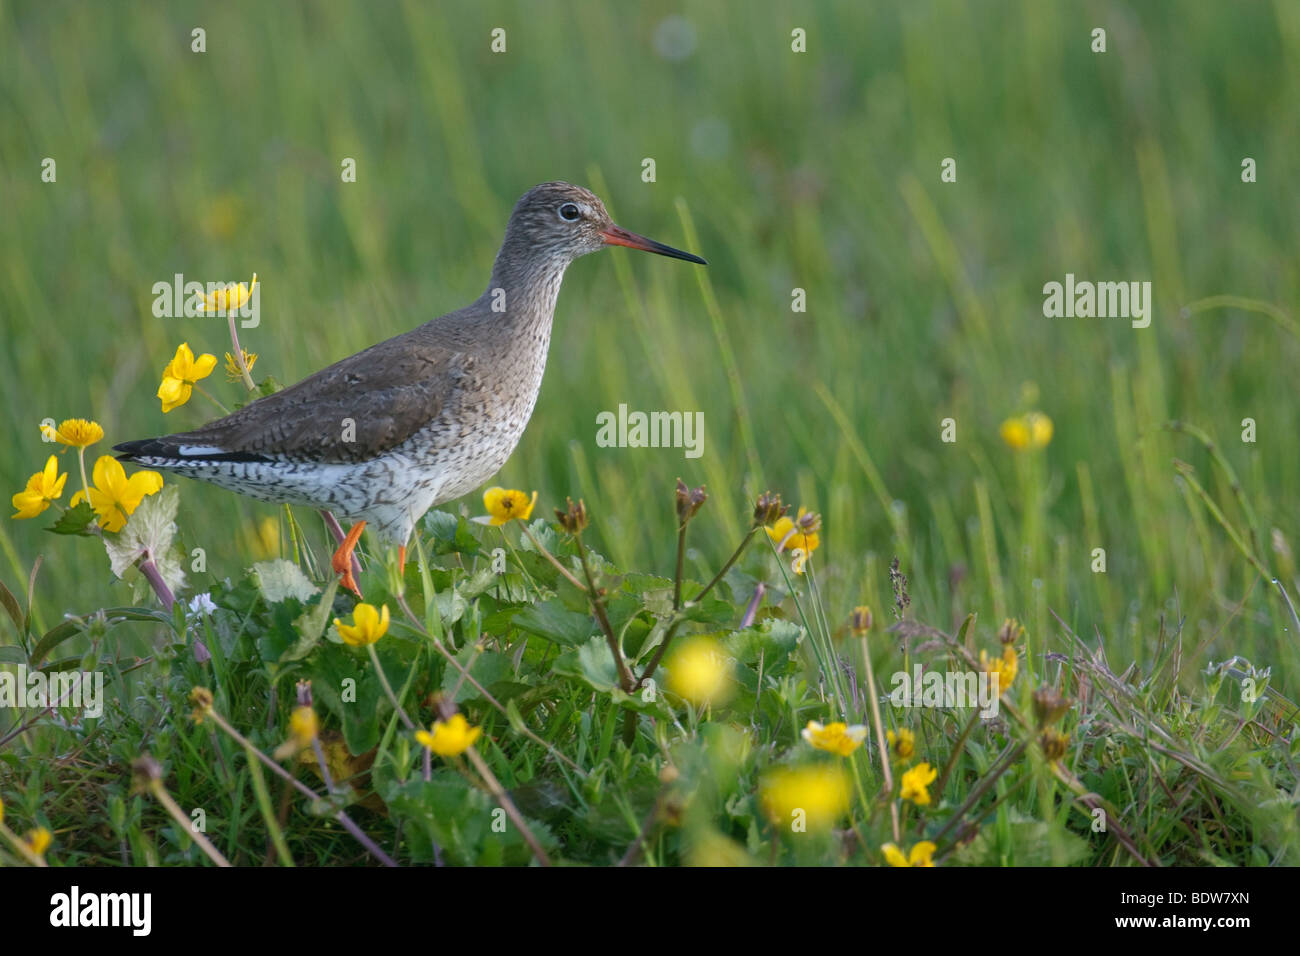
850;606;873;636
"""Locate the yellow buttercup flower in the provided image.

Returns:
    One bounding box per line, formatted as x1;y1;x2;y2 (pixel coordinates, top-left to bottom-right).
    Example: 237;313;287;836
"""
415;713;482;757
759;764;851;831
199;274;257;314
158;342;217;413
223;349;258;382
25;826;52;857
999;411;1053;450
882;841;936;867
665;636;733;706
11;456;68;520
334;603;389;646
40;418;104;449
887;727;916;761
290;706;319;747
765;507;821;555
482;487;538;525
900;761;938;806
980;644;1019;697
802;720;867;756
70;456;164;533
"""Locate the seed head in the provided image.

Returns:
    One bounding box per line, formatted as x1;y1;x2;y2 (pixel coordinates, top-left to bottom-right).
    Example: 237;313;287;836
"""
752;491;786;528
554;497;589;534
674;478;708;524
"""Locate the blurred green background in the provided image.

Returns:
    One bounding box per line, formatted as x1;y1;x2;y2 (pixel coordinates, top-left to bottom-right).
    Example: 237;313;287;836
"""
2;1;1297;687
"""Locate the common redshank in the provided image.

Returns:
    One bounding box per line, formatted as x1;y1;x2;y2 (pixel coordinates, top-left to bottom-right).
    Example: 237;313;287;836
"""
115;182;706;594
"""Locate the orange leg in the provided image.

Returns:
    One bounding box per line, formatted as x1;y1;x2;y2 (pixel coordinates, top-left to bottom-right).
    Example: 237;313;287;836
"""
331;520;367;597
398;544;407;571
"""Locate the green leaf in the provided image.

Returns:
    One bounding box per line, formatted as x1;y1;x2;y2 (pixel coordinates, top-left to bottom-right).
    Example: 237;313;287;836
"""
250;559;319;604
29;606;173;666
280;576;340;663
553;635;620;692
422;510;481;556
0;645;27;664
46;501;97;536
949;814;1090;867
308;643;384;754
441;644;512;704
512;598;595;646
553;636;668;715
680;598;736;625
0;577;24;634
723;618;803;669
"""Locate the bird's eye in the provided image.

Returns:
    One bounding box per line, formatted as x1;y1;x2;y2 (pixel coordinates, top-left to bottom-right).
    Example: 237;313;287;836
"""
558;202;581;222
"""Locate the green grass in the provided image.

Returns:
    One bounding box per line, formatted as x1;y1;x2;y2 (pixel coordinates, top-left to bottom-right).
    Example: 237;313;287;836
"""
0;0;1298;866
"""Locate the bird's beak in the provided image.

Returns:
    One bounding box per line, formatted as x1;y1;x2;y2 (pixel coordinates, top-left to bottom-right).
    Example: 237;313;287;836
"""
601;224;707;265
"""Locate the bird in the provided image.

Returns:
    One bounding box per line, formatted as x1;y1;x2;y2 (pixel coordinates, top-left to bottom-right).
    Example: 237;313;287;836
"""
114;182;706;596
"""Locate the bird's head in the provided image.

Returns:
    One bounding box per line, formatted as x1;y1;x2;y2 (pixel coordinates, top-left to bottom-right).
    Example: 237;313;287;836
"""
504;181;707;268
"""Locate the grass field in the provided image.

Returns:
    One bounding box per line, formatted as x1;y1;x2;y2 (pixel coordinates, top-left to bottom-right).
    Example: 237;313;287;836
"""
1;1;1298;868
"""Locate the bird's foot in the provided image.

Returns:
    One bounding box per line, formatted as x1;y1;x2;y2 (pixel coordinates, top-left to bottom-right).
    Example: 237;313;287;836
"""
332;521;367;598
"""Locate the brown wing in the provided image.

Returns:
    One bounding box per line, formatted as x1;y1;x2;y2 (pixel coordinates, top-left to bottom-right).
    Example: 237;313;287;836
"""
157;327;473;464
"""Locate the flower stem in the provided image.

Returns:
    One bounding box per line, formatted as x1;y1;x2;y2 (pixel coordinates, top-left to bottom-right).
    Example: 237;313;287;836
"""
203;706;398;867
194;384;230;415
227;301;256;392
464;745;551;867
933;708;983;800
147;778;231;867
575;531;633;692
138;556;174;612
367;643;416;730
76;447;90;504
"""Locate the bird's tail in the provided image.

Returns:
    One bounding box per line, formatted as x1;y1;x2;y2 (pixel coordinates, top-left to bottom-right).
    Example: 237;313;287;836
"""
114;437;266;468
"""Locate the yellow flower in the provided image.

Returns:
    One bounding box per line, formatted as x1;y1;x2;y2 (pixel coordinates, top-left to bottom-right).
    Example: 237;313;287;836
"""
482;487;538;525
980;644;1018;697
759;764;851;831
765;506;821;555
199;274;257;314
1039;728;1069;764
802;720;867;756
882;841;936;867
70;456;164;533
25;826;52;857
200;194;243;240
290;706;319;747
223;349;258;382
158;343;217;413
900;761;938;806
415;713;482;757
334;603;389;646
887;727;915;761
40;418;104;449
11;456;68;520
665;636;733;706
999;411;1053;450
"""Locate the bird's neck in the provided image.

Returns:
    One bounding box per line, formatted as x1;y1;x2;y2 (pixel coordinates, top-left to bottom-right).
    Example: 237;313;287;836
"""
483;246;570;335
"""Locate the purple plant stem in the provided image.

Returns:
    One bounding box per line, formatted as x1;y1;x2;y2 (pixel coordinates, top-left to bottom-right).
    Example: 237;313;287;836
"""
740;582;766;628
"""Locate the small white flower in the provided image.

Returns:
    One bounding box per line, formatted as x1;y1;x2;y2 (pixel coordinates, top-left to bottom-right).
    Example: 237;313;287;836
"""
188;592;217;616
